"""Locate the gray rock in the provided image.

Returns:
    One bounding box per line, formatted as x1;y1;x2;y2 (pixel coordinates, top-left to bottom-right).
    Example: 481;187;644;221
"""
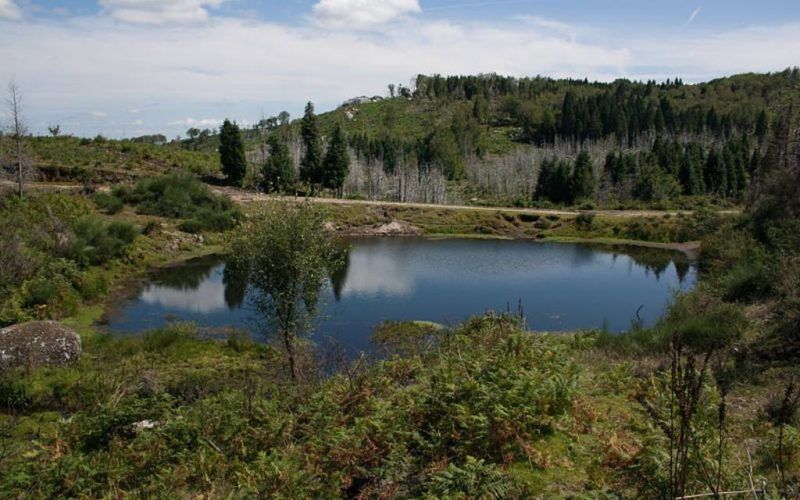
0;321;82;371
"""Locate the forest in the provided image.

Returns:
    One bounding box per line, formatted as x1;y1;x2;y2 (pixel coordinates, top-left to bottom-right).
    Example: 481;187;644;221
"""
170;68;797;209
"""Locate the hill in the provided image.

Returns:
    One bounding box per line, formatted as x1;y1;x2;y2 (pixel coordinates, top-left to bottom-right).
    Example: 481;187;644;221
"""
234;68;796;208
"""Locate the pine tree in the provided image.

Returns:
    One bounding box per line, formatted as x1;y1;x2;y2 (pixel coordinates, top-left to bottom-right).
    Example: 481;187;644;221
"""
423;126;464;180
262;134;295;193
535;158;556;202
705;149;728;195
570;150;596;202
679;143;705;195
323;124;350;197
219;119;247;186
755;109;770;144
300;102;323;191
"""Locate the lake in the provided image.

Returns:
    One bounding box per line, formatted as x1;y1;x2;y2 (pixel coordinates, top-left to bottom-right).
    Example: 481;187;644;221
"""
106;238;696;352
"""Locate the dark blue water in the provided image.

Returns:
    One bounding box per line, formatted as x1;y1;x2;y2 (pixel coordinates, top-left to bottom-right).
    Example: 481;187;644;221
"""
106;238;696;352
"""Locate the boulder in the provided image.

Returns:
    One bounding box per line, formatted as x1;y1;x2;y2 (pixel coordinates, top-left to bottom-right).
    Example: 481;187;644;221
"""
0;321;82;371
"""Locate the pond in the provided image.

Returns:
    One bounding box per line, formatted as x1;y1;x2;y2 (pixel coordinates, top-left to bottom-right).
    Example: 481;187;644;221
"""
106;238;696;352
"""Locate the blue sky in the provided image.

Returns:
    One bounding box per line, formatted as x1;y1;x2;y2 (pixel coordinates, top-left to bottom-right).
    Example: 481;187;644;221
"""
1;0;799;138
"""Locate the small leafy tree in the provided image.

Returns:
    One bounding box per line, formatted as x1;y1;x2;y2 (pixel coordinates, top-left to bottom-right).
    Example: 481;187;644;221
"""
322;124;349;197
228;202;341;381
219;119;247;186
262;134;295;193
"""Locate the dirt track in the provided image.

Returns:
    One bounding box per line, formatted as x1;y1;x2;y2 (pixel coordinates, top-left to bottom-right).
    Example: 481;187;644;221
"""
2;179;740;220
209;185;741;219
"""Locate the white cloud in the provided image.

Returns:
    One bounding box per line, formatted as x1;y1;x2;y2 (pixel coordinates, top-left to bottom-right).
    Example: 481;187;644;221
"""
169;117;223;128
1;13;799;137
99;0;227;24
141;280;227;312
312;0;421;29
0;0;21;20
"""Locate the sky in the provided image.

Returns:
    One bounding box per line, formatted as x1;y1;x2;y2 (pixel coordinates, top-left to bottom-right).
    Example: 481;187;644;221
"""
0;0;799;138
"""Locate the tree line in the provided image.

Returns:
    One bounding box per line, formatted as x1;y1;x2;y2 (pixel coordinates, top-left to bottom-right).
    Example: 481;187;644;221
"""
535;134;756;205
218;103;350;197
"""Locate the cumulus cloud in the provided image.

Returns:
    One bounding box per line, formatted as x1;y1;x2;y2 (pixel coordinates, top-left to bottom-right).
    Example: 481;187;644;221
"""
0;0;21;20
312;0;421;29
1;12;799;137
168;117;223;128
99;0;227;24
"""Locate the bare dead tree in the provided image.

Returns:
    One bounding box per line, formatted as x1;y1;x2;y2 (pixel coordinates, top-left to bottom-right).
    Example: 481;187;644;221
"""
6;80;29;199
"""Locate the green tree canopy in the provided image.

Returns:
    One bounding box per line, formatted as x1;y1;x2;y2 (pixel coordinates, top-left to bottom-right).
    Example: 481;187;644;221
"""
228;202;341;381
262;134;295;193
300;102;324;190
219;119;247;186
323;124;350;197
570;150;596;202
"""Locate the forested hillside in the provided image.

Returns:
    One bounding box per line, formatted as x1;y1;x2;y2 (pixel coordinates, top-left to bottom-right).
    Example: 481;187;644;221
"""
264;68;797;207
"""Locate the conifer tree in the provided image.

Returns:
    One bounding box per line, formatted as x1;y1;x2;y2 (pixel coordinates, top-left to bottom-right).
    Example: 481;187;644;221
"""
323;124;350;197
300;102;323;191
705;149;728;195
219;119;247;186
262;134;295;193
570;150;596;202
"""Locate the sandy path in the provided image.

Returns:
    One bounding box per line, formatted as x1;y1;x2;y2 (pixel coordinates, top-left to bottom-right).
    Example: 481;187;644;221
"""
209;185;741;219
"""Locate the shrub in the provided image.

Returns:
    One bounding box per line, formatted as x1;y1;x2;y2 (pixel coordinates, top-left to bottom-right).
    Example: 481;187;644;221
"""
576;212;595;231
22;277;60;308
120;174;240;232
66;216;139;267
77;268;109;300
91;192;123;215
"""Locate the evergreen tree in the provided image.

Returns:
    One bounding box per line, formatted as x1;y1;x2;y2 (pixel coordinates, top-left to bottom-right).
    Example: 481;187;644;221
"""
755;109;769;143
300;102;324;191
219;119;247;186
553;159;573;204
323;124;350;197
705;149;728;195
262;134;295;193
536;157;572;204
570;150;596;202
423;126;464;180
535;158;556;202
679;143;705;195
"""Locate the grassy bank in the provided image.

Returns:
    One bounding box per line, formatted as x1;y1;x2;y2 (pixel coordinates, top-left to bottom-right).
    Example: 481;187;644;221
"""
316;201;722;247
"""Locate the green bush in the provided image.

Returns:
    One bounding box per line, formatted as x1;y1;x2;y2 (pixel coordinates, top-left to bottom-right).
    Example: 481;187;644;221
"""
119;174;240;232
576;212;595;231
77;268;109;300
66;216;139;267
22;277;60;308
91;192;123;214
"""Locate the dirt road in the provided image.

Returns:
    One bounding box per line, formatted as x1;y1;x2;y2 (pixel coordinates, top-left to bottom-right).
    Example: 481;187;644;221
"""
209;185;740;219
2;179;740;219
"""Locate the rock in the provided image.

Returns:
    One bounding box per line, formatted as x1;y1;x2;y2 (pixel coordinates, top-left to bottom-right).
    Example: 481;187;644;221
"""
0;321;82;372
132;420;158;433
373;220;423;236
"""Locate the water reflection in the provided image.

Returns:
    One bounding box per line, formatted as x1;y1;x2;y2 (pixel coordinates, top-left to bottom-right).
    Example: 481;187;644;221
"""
109;239;697;349
141;275;228;313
